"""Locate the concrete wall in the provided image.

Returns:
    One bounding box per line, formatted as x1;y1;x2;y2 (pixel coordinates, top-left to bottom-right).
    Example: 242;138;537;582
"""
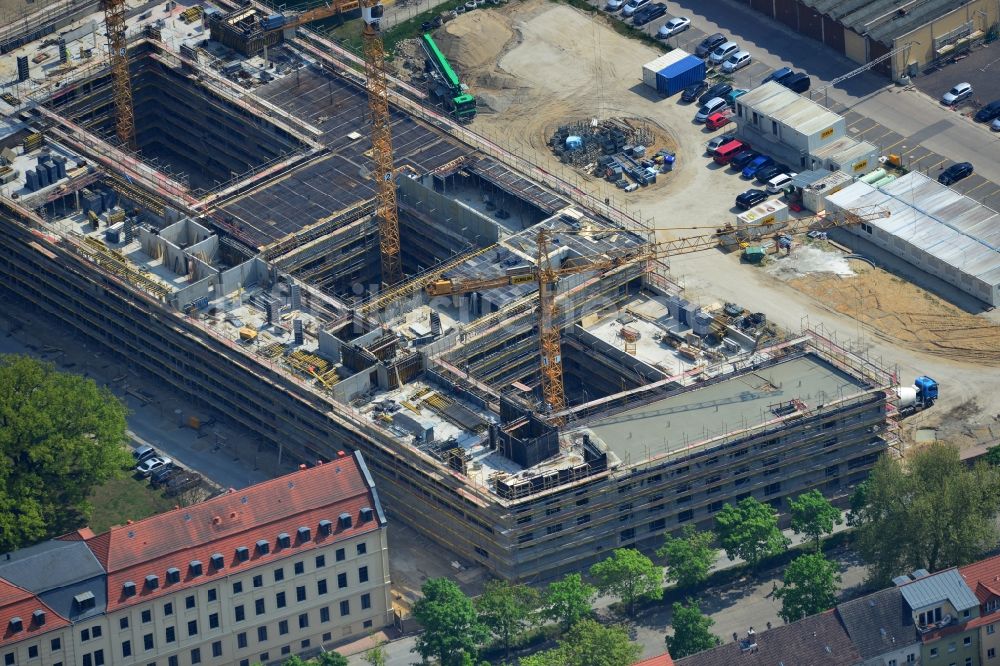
397;175;500;247
844;28;867;65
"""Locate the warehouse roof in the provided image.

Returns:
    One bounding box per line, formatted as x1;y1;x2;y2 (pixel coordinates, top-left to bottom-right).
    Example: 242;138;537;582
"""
825;172;1000;287
811;136;878;166
738;82;842;137
801;0;971;45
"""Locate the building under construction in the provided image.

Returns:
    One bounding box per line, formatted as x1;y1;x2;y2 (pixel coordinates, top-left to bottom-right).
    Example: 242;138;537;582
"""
0;1;898;581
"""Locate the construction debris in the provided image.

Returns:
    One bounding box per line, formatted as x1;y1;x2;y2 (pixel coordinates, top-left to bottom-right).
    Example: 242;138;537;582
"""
548;118;674;190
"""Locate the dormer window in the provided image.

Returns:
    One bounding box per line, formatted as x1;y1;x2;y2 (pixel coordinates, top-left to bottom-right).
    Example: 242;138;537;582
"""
8;617;22;633
166;567;181;584
277;533;291;549
123;581;137;597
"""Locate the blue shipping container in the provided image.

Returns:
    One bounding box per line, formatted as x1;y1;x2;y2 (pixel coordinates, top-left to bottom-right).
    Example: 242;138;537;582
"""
656;55;705;96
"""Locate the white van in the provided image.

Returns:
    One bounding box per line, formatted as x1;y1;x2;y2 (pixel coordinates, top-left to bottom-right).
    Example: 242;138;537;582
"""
766;172;796;194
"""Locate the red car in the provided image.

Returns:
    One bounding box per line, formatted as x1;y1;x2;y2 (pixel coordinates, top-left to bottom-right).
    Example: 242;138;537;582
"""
705;110;733;130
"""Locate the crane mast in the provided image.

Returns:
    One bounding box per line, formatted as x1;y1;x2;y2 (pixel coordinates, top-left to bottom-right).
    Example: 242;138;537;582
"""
361;3;403;287
102;0;135;148
536;229;567;424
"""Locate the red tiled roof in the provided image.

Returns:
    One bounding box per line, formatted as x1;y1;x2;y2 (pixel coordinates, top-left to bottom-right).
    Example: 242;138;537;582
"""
961;555;1000;604
56;528;95;541
0;580;69;648
635;652;675;666
87;454;382;613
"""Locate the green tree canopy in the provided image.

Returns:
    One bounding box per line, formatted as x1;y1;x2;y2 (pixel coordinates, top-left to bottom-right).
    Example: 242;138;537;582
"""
542;573;596;630
589;548;663;617
475;579;539;663
315;653;348;666
281;657;307;666
851;443;1000;584
0;354;132;552
362;640;387;666
984;444;1000;467
412;578;488;666
665;599;719;659
789;489;842;550
519;618;641;666
714;497;790;568
657;526;716;588
774;552;841;623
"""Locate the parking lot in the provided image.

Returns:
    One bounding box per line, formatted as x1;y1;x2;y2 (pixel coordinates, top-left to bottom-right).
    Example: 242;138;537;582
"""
913;44;1000;111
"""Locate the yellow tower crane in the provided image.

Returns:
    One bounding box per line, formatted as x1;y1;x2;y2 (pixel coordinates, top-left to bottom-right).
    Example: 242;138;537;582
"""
101;0;136;148
427;205;890;424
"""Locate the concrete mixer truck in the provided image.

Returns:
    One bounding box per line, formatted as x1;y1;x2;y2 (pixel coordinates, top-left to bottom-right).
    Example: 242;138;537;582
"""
897;376;938;416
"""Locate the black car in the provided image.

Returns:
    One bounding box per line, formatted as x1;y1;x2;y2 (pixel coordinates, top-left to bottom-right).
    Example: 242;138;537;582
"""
763;67;794;84
695;32;727;58
736;189;769;210
681;81;708;103
633;2;666;25
754;164;788;184
938;162;974;186
698;82;733;106
730;150;759;170
974;100;1000;123
781;72;811;93
150;464;178;488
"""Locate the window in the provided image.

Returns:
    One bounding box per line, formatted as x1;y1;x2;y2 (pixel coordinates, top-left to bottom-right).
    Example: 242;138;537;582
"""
28;646;37;659
188;620;198;637
232;582;243;595
948;642;956;653
362;593;372;610
257;626;267;643
234;605;245;622
357;543;367;556
930;647;938;657
165;626;175;643
255;599;265;616
82;629;91;642
122;640;131;658
678;509;693;523
336;548;345;562
546;506;561;516
294;561;305;575
318;579;328;595
988;648;995;659
294;586;305;602
966;658;973;666
212;642;223;658
83;655;92;666
359;566;369;583
252;575;263;588
276;592;286;609
861;223;873;234
764;482;781;496
168;657;177;666
576;497;589;506
142;609;152;624
363;620;373;629
320;607;330;623
577;514;591;525
338;573;348;589
237;632;247;649
4;655;12;666
547;524;563;535
990;624;997;635
190;648;201;665
143;633;154;651
185;595;196;610
316;554;326;568
273;568;284;583
209;613;219;630
301;639;311;649
207;588;218;603
648;518;666;532
299;613;310;629
620;528;635;542
279;620;289;635
964;637;972;646
119;617;129;631
52;638;61;651
282;646;291;656
259;654;269;663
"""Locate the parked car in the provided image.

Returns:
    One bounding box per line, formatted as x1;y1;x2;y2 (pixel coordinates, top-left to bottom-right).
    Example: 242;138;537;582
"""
698;82;732;106
938;162;974;185
726;88;748;107
766;172;797;194
657;16;690;38
763;67;793;84
941;82;973;106
709;41;739;65
621;0;649;18
721;50;751;74
681;81;709;103
605;0;625;10
695;32;727;58
742;155;775;179
706;134;736;154
633;3;666;26
705;110;733;130
133;444;158;464
993;118;1000;132
695;97;728;123
974;100;1000;123
754;163;787;184
730;150;759;170
736;189;769;210
781;72;810;93
136;456;173;477
150;465;180;488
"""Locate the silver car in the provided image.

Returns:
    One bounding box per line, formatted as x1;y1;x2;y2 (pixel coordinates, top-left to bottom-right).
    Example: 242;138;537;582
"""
657;16;690;38
695;97;727;123
941;82;973;106
136;456;173;477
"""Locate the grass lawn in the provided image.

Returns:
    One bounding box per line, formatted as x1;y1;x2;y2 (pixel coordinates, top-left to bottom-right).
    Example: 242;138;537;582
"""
87;473;178;533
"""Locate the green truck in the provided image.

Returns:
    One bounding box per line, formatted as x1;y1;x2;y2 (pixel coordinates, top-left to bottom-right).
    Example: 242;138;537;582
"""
420;33;476;122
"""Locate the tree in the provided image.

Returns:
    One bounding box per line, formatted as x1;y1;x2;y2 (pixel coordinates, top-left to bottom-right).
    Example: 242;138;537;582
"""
774;552;841;622
714;497;790;568
589;548;663;617
788;489;843;550
543;573;597;630
315;653;348;666
362;640;387;666
851;443;1000;585
282;657;307;666
0;354;132;552
476;579;540;664
519;618;641;666
657;526;716;588
665;599;719;659
984;444;1000;468
412;578;488;666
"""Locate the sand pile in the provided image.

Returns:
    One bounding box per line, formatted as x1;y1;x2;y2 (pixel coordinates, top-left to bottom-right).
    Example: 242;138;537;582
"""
434;10;515;72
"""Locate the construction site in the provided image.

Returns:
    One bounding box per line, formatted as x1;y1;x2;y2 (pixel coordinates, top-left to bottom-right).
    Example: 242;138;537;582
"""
0;0;987;587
